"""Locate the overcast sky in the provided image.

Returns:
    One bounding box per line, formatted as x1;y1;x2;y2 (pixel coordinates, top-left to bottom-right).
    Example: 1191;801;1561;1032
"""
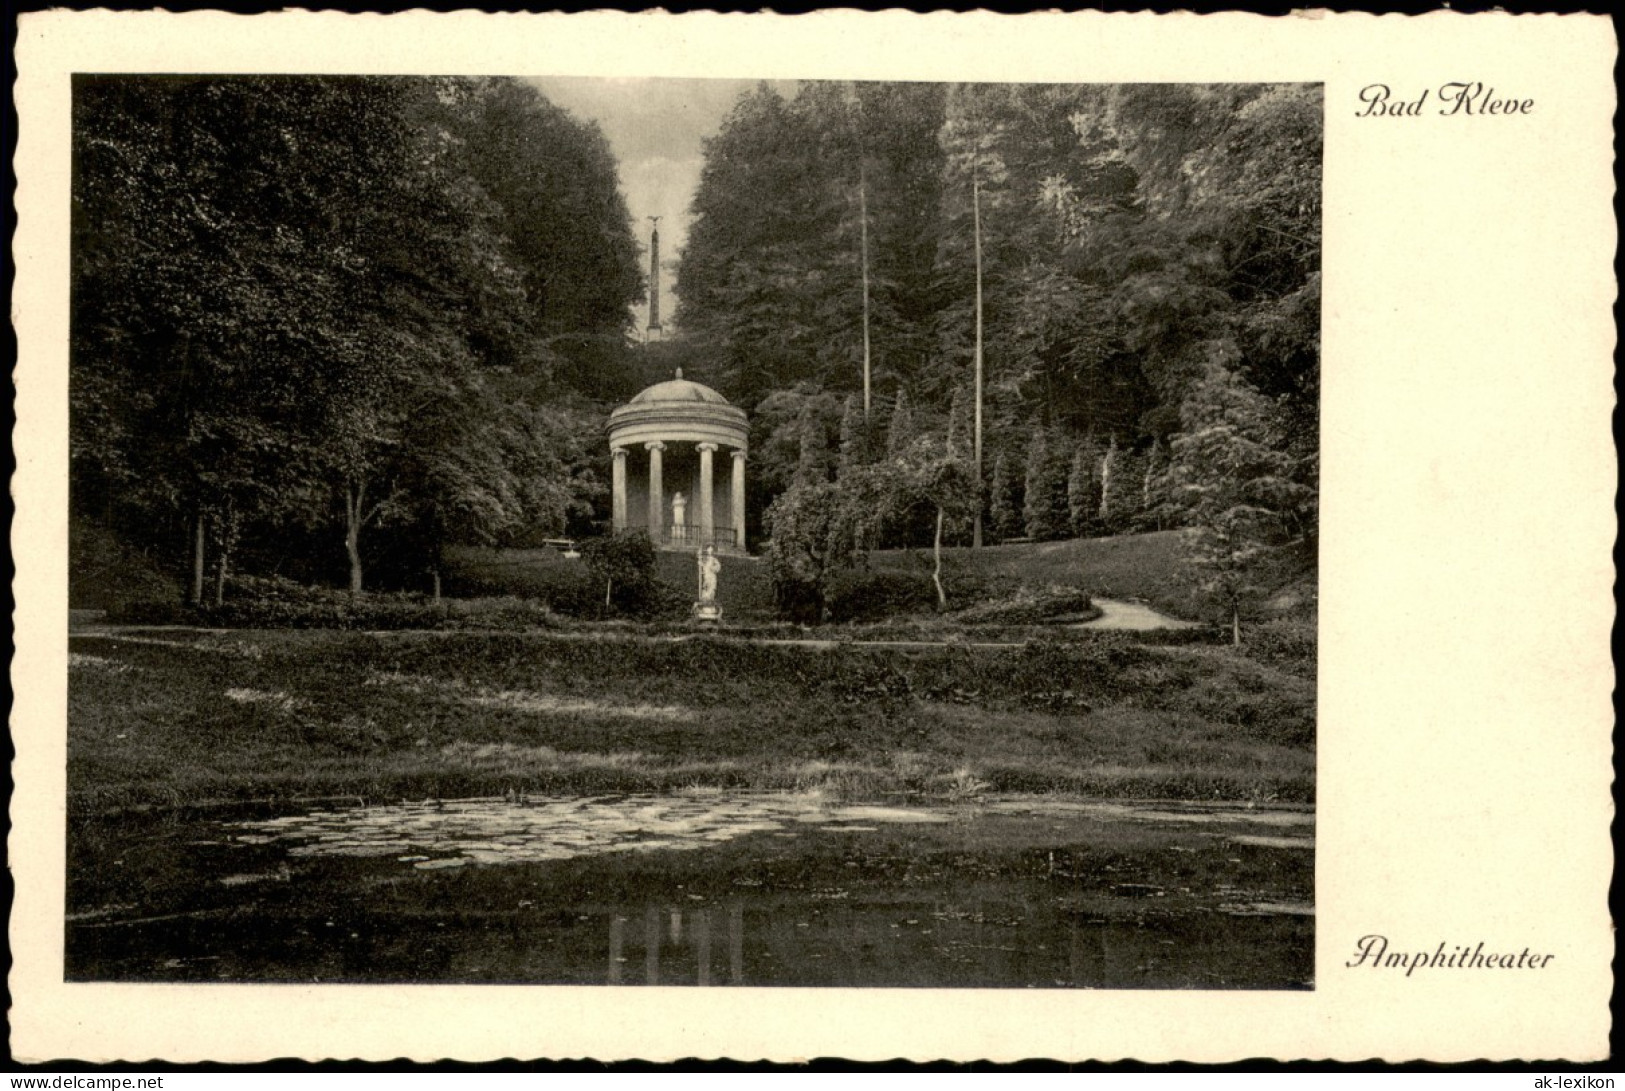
528;77;795;336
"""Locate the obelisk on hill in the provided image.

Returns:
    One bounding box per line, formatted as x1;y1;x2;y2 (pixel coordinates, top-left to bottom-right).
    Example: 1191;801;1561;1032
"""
646;217;663;343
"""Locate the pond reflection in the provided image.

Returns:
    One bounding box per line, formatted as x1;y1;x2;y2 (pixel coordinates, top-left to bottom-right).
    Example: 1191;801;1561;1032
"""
606;904;746;986
586;892;1308;989
67;792;1313;989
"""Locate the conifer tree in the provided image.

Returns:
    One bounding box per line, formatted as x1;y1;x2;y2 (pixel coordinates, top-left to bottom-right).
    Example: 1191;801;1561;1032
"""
885;389;915;459
1097;435;1119;526
1139;439;1172;530
988;454;1022;542
837;393;866;475
793;402;834;485
1171;360;1314;644
946;385;973;465
1023;428;1067;540
1067;444;1096;538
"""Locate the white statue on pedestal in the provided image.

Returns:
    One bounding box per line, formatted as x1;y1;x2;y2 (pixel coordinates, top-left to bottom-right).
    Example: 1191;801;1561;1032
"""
697;543;721;605
671;491;687;534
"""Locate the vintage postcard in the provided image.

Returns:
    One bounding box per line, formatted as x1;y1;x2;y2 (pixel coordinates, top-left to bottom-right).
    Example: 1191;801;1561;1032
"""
10;9;1615;1064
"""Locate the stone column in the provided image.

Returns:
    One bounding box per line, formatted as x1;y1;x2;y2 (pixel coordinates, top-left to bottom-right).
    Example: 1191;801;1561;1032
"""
696;442;717;547
731;449;747;551
645;441;665;542
610;447;628;532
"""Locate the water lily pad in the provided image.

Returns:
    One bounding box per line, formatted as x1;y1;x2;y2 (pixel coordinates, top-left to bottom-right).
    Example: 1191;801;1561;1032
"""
413;858;469;870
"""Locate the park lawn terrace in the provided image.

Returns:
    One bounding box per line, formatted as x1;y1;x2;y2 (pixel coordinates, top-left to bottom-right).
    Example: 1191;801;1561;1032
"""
68;627;1312;815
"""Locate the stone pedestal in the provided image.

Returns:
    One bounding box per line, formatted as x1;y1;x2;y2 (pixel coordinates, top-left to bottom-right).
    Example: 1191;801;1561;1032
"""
691;602;723;623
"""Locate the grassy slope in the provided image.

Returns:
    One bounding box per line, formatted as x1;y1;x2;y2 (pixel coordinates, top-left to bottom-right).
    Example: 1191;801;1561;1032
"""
651;551;777;618
443;545;780;620
448;530;1213;623
68;628;1313;816
870;531;1205;619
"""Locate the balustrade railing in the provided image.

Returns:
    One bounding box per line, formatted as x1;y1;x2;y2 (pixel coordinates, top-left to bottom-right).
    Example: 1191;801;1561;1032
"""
627;523;740;548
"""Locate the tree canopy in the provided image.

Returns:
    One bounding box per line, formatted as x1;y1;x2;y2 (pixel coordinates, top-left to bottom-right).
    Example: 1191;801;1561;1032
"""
72;75;643;597
677;79;1320;625
73;75;1319;631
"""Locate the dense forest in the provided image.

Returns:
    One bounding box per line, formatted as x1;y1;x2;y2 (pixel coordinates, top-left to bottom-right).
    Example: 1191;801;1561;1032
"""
676;81;1320;627
72;76;648;599
71;76;1320;631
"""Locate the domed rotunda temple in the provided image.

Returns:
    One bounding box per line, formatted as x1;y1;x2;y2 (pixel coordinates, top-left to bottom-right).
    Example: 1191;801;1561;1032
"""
607;370;748;553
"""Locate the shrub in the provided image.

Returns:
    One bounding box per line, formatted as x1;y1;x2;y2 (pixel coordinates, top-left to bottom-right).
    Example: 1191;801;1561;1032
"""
866;549;1019;607
579;532;663;618
1243;615;1317;674
439;598;563;631
441;546;598;612
951;584;1095;625
825;569;938;623
107;598;197;626
70;521;181;610
106;575;565;631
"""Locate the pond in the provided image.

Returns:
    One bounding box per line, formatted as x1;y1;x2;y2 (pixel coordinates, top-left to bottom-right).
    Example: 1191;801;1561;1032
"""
67;792;1313;989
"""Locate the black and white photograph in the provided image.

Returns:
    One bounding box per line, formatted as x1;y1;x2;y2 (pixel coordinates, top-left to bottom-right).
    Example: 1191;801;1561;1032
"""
64;72;1321;991
14;8;1613;1065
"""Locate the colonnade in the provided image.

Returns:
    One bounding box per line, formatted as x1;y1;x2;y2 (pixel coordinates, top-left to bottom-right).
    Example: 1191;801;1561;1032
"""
610;441;746;550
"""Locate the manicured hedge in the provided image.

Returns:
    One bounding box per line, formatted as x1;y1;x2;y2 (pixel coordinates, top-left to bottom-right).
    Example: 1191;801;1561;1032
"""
825;569;939;623
950;584;1096;624
108;576;566;631
441;550;603;615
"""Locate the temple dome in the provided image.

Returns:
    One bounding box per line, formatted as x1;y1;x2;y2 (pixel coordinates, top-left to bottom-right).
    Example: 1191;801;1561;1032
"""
607;368;748;454
606;367;750;554
627;370;732;407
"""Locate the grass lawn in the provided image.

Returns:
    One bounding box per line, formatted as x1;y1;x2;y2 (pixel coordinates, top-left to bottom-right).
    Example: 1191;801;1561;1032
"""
68;626;1314;817
444;544;780;619
446;530;1220;623
869;530;1210;620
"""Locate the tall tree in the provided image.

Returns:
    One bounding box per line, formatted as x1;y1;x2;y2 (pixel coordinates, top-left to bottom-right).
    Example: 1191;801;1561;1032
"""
988;454;1022;542
673;80;1320;559
72;75;638;599
885;389;916;459
1170;358;1315;644
892;432;977;609
453;78;643;389
1067;442;1098;538
677;84;844;402
793;400;836;486
73;76;485;596
837;393;868;475
1022;427;1067;541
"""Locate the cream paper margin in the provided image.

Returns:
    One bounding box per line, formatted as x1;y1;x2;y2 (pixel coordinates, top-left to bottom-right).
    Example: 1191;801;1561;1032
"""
10;10;1615;1064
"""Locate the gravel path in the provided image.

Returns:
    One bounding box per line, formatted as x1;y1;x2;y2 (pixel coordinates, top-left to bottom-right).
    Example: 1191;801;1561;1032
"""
72;596;1204;646
1078;598;1203;631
